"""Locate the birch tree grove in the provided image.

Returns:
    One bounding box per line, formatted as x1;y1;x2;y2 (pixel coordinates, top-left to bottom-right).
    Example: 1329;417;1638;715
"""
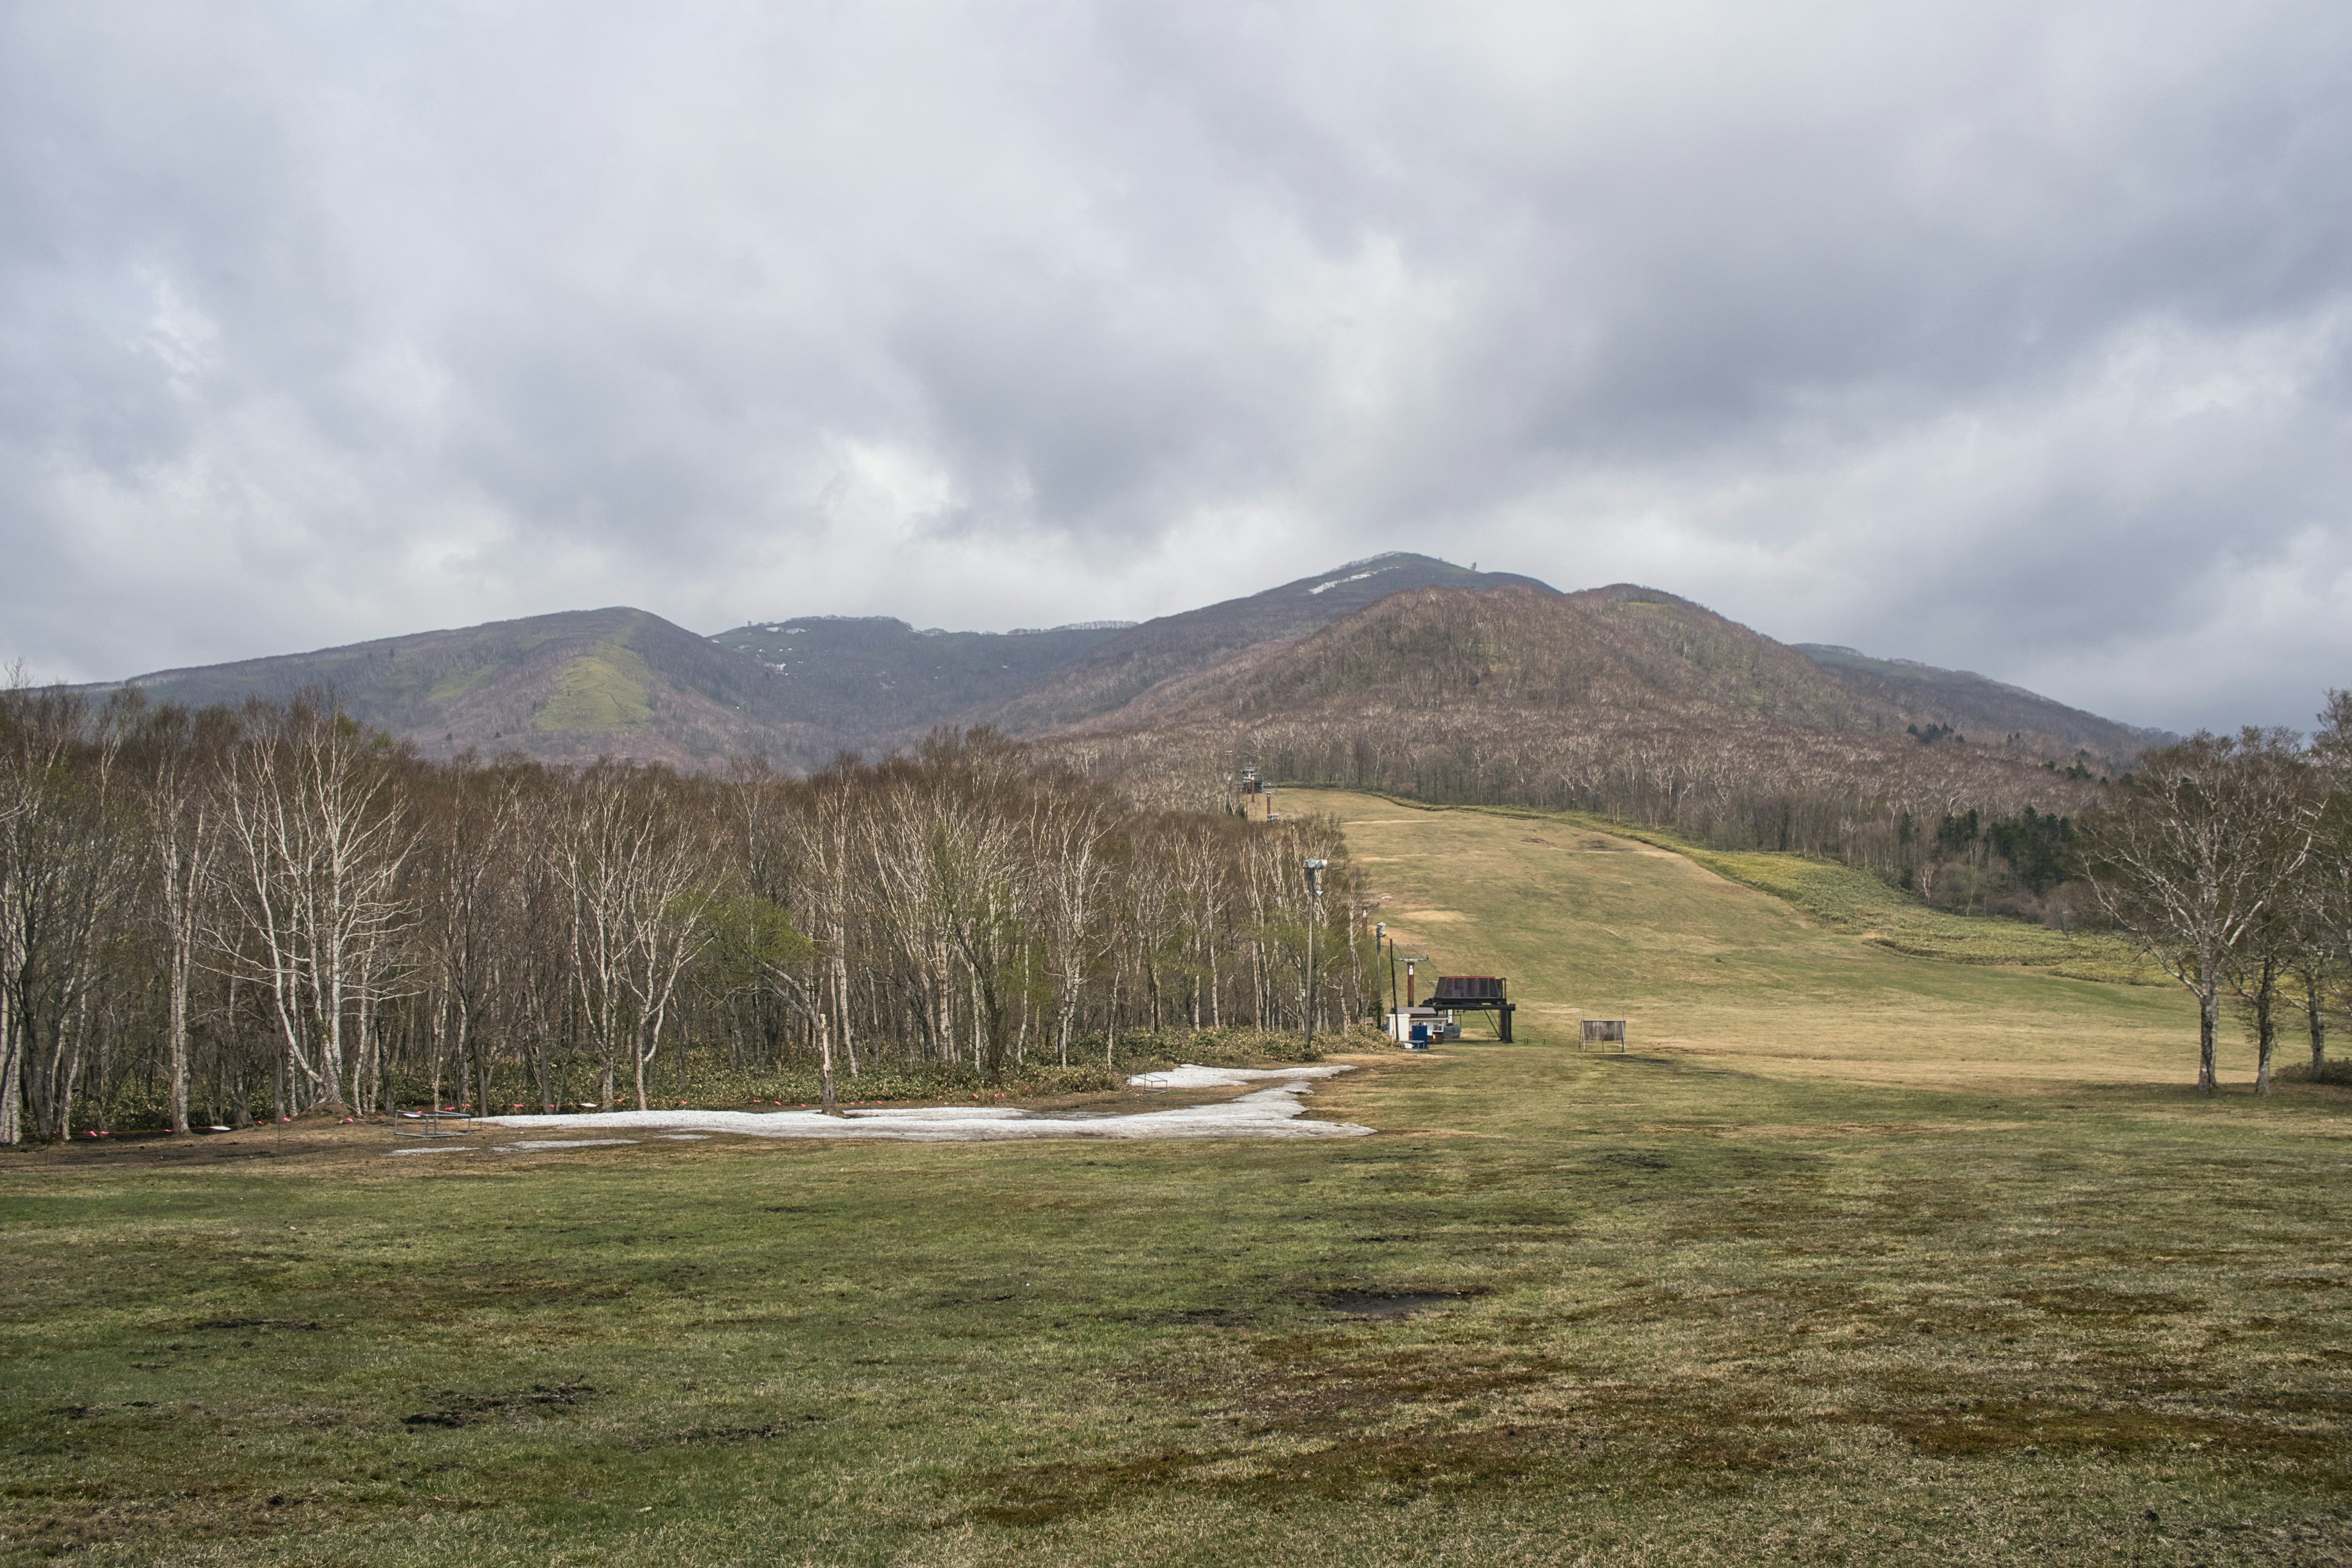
2081;728;2323;1093
0;687;136;1142
138;704;230;1134
211;699;418;1113
0;690;1364;1141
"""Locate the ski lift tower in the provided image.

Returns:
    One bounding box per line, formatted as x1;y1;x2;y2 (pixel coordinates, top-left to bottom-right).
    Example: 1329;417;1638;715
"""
1235;766;1280;822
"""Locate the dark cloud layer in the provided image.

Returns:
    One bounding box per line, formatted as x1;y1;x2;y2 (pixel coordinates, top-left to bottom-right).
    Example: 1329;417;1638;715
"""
4;1;2348;731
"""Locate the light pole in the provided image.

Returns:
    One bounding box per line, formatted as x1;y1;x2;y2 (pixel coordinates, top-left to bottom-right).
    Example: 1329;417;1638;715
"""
1303;858;1328;1047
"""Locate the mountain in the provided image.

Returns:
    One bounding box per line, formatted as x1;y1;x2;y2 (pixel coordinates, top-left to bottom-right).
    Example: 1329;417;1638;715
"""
706;616;1130;750
86;552;1559;766
979;553;1558;733
1792;644;2171;766
1040;583;2114;831
1128;582;1874;732
103;607;834;770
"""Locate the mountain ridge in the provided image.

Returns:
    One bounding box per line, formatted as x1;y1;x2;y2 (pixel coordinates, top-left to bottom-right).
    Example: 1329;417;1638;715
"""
80;552;2166;775
1790;642;2172;760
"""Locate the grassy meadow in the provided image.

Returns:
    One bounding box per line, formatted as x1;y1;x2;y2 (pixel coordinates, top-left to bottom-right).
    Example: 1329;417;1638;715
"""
3;791;2348;1565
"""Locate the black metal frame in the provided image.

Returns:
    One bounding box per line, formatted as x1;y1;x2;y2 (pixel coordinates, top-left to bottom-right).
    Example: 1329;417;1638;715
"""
1423;995;1515;1042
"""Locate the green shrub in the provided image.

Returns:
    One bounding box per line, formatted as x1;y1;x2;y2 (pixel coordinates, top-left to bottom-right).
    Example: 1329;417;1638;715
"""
1019;1064;1120;1096
1093;1026;1324;1069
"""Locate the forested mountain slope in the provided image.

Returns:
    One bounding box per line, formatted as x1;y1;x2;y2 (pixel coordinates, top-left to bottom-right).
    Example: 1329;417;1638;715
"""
1793;643;2171;764
1190;582;1875;731
977;552;1558;733
1042;584;2107;869
707;616;1129;748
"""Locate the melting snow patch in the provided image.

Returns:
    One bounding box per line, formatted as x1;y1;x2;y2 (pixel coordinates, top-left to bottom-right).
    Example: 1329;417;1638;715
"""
1307;566;1395;595
495;1138;641;1152
475;1065;1365;1142
389;1145;475;1156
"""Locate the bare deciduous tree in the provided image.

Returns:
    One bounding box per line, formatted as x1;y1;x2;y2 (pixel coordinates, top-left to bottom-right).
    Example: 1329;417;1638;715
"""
211;697;417;1112
2083;731;2315;1093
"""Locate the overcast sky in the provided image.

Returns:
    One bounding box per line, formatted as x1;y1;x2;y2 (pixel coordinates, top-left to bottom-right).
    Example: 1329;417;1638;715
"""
4;2;2348;731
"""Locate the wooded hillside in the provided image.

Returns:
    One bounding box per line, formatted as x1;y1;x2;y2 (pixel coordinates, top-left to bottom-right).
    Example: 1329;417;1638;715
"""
1044;585;2111;890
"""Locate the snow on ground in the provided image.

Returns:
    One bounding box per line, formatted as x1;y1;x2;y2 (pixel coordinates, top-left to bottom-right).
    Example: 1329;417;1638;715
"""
469;1065;1366;1143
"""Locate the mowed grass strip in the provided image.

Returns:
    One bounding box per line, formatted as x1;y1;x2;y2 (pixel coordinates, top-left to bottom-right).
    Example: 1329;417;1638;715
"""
3;797;2348;1565
1318;788;2196;1088
1333;790;2154;981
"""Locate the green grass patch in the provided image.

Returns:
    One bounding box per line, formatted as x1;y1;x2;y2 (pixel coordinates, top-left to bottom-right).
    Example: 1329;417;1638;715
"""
425;663;500;704
1597;821;2154;984
533;646;655;733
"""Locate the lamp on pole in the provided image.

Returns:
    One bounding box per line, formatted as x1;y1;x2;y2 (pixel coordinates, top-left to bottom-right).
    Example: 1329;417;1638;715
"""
1303;859;1328;1047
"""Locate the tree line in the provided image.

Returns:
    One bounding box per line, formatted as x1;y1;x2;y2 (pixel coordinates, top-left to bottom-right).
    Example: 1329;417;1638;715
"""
1052;706;2105;906
0;686;1370;1143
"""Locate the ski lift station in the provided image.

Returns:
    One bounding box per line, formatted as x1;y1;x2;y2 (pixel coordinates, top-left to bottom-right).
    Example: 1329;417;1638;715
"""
1388;974;1515;1046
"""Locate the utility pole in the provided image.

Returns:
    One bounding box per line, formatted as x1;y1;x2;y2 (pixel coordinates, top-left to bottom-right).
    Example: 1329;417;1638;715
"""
1303;859;1328;1047
1376;920;1393;1037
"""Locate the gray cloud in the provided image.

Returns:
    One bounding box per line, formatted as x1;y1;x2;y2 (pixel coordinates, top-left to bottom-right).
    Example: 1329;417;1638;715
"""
3;0;2348;732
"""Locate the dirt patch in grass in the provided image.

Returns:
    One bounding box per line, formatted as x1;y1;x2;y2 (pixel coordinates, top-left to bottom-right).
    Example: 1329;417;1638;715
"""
1863;1401;2339;1460
186;1316;325;1333
962;1421;1567;1528
2015;1286;2206;1318
399;1382;598;1428
1317;1289;1478;1321
650;1414;828;1447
